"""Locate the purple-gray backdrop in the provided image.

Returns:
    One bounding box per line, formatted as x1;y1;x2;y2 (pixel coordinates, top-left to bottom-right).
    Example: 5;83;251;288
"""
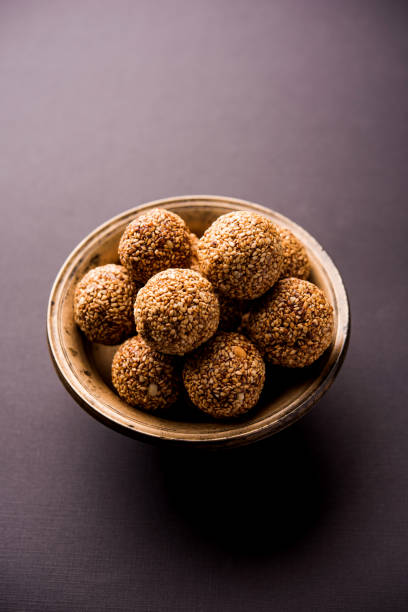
1;1;407;610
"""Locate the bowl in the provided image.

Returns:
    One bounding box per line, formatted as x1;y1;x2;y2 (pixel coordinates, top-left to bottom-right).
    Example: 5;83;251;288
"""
47;195;350;447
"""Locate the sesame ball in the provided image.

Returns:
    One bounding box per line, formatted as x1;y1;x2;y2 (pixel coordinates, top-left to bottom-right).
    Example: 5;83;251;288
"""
74;264;137;345
118;208;192;284
111;336;179;411
183;332;265;418
244;278;334;367
278;228;311;280
189;232;201;272
197;211;283;299
134;268;219;355
217;294;247;332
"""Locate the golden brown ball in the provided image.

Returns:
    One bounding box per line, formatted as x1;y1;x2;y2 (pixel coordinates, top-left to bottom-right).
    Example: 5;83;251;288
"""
134;268;219;355
74;264;137;345
189;231;201;272
112;336;180;411
243;278;334;367
118;208;192;284
183;332;265;418
278;227;310;280
197;211;283;299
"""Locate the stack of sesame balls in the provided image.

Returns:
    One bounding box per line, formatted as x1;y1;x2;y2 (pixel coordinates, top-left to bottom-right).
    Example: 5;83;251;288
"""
74;208;334;419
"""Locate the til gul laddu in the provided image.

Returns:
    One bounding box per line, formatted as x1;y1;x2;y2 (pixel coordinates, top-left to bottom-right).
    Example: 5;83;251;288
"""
73;208;334;420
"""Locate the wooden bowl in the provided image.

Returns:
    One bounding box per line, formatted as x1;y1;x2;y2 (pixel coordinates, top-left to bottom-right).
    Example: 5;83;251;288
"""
47;195;350;447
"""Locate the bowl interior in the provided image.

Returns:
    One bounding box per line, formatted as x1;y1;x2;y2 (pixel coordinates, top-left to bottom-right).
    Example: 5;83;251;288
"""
48;196;349;445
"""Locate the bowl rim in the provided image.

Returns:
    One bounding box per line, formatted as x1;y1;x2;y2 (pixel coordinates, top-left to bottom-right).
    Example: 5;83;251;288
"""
47;194;350;447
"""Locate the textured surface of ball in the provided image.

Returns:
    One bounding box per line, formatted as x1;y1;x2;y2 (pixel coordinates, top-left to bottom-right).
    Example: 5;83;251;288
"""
183;332;265;418
244;278;334;367
118;208;192;284
197;211;283;299
74;264;136;345
278;228;311;280
111;336;180;411
134;268;219;355
189;232;200;272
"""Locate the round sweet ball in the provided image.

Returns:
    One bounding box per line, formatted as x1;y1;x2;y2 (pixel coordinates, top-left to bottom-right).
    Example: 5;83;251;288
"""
244;278;334;367
118;208;192;284
278;228;311;280
197;211;283;299
189;232;201;272
183;332;265;418
74;264;137;345
112;336;179;411
217;294;247;332
134;268;219;355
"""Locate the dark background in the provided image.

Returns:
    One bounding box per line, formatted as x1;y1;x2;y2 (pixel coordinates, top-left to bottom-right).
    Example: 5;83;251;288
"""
1;1;407;610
